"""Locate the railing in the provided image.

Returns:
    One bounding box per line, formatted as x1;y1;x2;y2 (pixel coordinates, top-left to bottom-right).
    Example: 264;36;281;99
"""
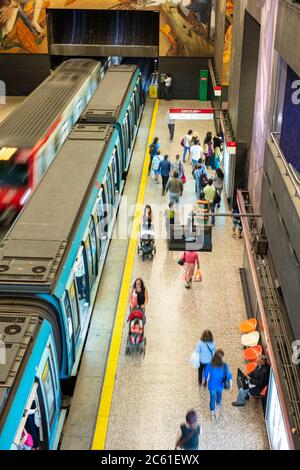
270;132;300;198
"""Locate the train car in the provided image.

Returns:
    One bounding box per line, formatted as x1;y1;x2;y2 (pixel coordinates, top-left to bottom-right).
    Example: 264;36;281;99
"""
0;314;62;450
0;65;143;449
0;59;104;225
80;65;143;174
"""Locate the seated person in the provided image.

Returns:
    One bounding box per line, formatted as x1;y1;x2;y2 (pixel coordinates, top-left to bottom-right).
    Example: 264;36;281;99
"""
130;319;143;344
232;355;270;407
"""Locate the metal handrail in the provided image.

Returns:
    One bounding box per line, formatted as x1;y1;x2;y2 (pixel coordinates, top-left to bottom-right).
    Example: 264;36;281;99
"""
289;163;300;185
270;132;300;198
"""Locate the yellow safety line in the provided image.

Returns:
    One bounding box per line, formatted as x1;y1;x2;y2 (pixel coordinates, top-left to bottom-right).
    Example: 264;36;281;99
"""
92;100;159;450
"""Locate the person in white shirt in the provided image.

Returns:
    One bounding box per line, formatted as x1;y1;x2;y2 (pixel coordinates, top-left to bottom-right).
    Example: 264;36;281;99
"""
164;74;172;101
167;112;176;142
182;130;193;163
152;150;162;183
190;139;204;167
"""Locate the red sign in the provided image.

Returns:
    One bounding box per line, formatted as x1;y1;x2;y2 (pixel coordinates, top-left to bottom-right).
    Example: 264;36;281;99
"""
169;108;214;120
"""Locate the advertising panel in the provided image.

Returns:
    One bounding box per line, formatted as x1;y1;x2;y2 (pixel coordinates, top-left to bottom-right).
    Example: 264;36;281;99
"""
266;371;290;450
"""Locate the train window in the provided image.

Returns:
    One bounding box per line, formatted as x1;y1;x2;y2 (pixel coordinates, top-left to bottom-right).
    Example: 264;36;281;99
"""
89;218;98;276
74;98;82;123
113;149;120;192
106;171;113;209
0;162;28;187
127;112;132;148
60;121;70;143
108;166;115;204
41;360;56;429
74;249;89;321
84;236;94;288
63;292;74;340
122;120;128;166
69;281;80;335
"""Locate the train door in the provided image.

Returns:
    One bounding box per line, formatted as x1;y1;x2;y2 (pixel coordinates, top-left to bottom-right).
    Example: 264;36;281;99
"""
97;188;108;256
112;146;121;195
73;246;89;325
73;97;83;124
122;114;129;169
12;336;60;450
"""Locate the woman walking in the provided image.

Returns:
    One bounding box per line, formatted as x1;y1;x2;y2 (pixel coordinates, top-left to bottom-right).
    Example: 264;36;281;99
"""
211;147;221;171
203;349;232;420
128;278;149;310
213;168;225;207
204;132;213;167
179;251;200;289
175;410;202;451
195;330;216;386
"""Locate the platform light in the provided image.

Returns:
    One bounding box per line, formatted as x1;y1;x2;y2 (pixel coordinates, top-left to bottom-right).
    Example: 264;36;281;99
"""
0;147;18;161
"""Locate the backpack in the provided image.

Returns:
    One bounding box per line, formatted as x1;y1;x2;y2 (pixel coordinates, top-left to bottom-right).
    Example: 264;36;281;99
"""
149;143;157;156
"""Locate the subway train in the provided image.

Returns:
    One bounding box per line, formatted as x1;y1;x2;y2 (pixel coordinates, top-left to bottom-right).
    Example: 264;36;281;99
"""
0;58;109;225
0;65;143;450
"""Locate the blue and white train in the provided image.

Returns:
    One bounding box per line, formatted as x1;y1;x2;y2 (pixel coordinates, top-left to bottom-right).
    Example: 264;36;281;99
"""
0;65;143;449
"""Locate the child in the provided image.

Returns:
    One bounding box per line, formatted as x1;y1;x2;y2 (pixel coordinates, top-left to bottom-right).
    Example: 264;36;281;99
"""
130;319;143;344
165;201;176;239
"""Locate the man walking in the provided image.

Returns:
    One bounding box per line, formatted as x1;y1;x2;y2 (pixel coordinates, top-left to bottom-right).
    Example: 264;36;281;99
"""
167;112;175;143
204;179;217;226
166;171;184;207
164;74;172;101
159;155;171;196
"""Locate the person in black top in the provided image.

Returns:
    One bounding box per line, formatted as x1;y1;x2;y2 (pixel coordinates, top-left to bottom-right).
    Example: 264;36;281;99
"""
213;132;223;150
232;355;270;406
175;410;202;450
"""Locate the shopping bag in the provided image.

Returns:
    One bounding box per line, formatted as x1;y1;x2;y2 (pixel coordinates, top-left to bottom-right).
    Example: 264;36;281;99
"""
190;350;200;369
194;270;203;283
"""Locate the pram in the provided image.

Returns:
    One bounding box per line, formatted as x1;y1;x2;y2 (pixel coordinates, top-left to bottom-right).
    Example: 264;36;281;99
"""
125;308;146;355
137;223;156;261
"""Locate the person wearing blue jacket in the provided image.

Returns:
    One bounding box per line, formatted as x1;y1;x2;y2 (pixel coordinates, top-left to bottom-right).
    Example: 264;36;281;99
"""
195;330;216;386
158;155;171;196
203;349;232;421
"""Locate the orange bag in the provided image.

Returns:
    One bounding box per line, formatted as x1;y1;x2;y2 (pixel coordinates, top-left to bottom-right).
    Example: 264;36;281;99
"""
194;270;203;283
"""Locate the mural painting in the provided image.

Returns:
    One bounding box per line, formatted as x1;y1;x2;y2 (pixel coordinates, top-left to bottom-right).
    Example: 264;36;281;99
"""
222;0;233;85
1;0;215;56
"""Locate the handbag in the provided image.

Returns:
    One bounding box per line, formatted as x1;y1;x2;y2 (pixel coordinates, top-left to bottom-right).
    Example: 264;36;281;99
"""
182;174;187;184
223;365;230;390
178;259;184;266
180;138;185;147
190;350;200;369
194;270;202;283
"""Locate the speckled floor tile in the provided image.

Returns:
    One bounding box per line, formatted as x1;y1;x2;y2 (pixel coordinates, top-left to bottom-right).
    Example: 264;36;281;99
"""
104;100;269;450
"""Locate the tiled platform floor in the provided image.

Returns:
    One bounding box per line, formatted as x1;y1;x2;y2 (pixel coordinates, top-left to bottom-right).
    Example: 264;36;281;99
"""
104;100;269;450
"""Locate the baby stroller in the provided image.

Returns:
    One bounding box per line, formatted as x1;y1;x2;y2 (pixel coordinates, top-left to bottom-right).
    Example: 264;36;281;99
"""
125;307;146;355
137;223;156;261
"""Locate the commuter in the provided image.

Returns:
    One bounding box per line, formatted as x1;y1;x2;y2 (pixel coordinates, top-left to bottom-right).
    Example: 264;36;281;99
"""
193;163;208;200
204;132;214;167
232;355;270;407
232;203;243;239
191;132;200;146
167;112;175;143
75;256;85;300
166;171;184;207
142;205;153;229
211;146;221;171
175;410;202;451
213;132;223;150
25;401;40;450
178;251;200;289
195;330;216;386
171;154;184;179
128;278;148;310
182;130;193;163
165;201;176;239
190;139;204;168
164;73;172;101
213;168;225;207
158;155;171;196
18;428;34;450
203;179;217;226
152;150;162;183
203;349;232;420
148;137;160;173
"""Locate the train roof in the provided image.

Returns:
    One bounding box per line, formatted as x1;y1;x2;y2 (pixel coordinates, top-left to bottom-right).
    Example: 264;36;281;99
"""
80;65;139;124
0;312;40;416
0;59;100;149
0;124;113;292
